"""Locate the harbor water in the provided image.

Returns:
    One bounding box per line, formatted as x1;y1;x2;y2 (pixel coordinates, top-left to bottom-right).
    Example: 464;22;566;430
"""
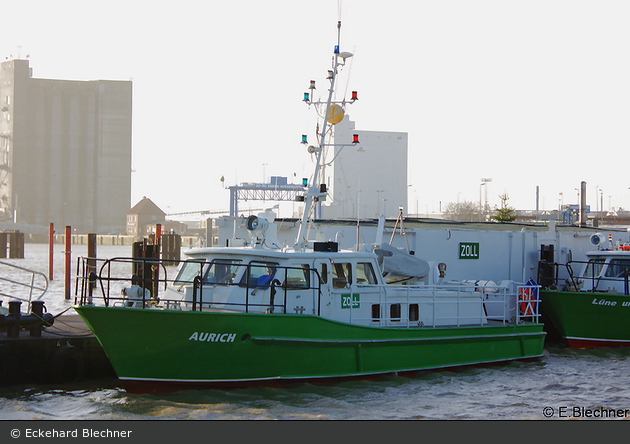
1;244;629;420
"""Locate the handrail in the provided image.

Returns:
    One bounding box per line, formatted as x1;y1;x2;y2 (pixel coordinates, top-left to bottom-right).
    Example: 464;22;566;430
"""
75;257;324;315
0;259;49;312
74;256;538;327
348;283;540;327
540;259;630;295
75;256;181;307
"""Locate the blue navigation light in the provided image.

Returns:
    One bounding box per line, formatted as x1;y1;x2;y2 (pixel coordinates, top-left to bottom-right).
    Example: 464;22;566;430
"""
334;45;339;54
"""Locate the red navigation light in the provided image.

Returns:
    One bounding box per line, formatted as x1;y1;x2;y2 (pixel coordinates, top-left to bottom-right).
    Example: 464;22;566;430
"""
351;91;358;101
352;134;359;144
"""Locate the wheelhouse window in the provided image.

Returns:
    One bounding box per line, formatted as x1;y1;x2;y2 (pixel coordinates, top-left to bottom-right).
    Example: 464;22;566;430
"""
605;259;630;278
240;261;279;288
332;262;352;288
173;260;207;286
356;262;377;284
285;264;311;289
204;259;242;285
583;258;605;279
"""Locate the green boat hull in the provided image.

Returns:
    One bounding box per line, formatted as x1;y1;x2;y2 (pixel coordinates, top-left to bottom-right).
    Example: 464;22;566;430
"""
540;290;630;348
75;306;545;393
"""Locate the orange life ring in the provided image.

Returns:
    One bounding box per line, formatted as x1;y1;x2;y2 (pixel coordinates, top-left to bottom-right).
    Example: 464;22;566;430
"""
518;286;535;316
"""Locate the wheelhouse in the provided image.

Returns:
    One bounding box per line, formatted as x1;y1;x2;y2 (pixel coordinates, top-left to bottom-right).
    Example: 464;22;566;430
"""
577;252;630;294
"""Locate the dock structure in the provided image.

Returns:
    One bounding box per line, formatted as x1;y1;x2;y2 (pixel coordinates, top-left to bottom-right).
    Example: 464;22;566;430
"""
0;312;116;386
0;254;117;387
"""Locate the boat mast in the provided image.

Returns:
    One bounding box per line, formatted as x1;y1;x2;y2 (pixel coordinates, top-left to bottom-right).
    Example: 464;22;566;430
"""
295;21;357;249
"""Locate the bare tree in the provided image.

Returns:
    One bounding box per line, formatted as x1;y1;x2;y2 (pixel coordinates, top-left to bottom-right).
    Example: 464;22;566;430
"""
443;201;480;222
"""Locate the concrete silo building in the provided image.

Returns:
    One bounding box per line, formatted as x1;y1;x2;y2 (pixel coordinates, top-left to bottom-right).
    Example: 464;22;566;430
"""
321;116;408;220
0;58;132;233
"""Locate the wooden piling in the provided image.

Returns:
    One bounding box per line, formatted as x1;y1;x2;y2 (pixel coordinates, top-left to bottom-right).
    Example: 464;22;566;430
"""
65;226;71;301
0;233;6;259
162;233;181;262
155;224;162;259
8;231;24;258
87;233;97;286
48;223;54;281
132;240;160;298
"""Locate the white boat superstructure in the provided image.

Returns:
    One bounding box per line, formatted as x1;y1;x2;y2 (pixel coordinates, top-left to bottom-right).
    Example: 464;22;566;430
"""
141;208;533;329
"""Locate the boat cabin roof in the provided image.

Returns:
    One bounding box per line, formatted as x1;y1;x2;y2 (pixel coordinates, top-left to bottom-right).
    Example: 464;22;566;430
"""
586;250;630;259
182;246;378;263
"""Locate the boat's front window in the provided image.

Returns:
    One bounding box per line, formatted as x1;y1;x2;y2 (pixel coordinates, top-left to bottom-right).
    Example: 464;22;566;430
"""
240;261;279;288
604;259;630;278
583;258;605;279
205;259;243;285
174;260;207;286
285;264;311;288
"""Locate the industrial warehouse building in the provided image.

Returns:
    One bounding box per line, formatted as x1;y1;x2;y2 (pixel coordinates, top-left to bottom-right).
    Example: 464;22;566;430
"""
0;58;132;233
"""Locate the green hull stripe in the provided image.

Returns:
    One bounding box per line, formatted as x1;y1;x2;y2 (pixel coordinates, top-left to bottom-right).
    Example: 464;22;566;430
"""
254;331;545;344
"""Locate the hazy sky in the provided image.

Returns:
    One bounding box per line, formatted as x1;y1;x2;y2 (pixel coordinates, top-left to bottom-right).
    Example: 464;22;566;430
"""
3;1;630;218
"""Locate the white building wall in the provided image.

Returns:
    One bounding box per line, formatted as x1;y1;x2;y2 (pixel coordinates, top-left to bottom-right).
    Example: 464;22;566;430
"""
321;116;408;219
214;215;629;286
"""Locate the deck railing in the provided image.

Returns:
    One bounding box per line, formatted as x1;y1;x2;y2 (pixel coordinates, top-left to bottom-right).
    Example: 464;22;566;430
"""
75;257;540;327
538;259;630;295
0;260;49;312
75;257;324;315
343;283;540;327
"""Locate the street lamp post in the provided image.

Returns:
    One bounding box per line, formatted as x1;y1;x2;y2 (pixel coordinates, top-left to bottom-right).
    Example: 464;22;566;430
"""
479;178;492;222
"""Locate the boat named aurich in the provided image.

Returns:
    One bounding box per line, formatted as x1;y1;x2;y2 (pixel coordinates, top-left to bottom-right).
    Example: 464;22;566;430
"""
74;21;545;393
188;332;237;343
